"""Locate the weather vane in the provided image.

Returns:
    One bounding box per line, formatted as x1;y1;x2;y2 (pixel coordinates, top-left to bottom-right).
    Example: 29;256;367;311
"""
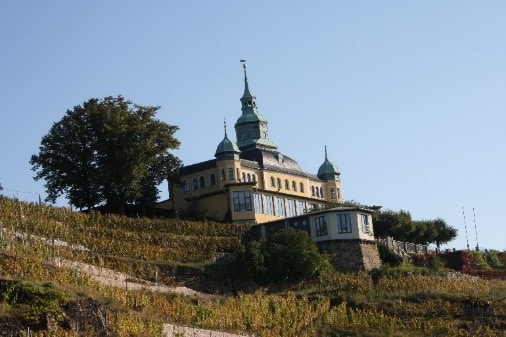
240;59;247;69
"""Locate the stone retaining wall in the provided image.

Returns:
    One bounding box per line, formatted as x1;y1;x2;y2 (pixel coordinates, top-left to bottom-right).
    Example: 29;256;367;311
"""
163;324;253;337
317;239;381;272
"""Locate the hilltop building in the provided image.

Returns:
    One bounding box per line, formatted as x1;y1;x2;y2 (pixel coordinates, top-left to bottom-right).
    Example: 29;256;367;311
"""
160;62;342;225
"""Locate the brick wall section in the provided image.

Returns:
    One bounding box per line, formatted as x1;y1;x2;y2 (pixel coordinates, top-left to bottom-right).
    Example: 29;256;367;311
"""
317;240;381;272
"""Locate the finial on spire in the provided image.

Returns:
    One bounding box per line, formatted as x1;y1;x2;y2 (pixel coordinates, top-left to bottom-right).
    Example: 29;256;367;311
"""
240;59;252;98
224;118;227;135
324;145;328;160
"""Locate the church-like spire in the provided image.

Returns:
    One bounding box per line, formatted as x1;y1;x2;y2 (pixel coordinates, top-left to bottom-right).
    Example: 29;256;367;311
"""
241;60;253;98
239;60;256;107
235;60;277;151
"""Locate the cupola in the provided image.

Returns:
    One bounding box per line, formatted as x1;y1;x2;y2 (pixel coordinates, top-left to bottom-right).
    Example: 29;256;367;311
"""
215;121;241;161
317;146;340;180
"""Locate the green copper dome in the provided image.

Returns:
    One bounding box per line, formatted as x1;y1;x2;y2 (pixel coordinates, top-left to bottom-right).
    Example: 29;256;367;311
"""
236;110;268;124
215;128;240;158
317;147;340;180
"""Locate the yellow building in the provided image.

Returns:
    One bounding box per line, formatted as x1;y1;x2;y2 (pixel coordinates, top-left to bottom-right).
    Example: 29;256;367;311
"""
163;63;342;225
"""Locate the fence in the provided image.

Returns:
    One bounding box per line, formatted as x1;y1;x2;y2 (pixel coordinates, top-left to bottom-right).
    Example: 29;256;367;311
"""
377;237;430;256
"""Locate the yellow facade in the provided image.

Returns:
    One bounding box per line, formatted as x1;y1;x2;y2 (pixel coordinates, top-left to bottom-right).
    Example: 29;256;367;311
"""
164;154;341;225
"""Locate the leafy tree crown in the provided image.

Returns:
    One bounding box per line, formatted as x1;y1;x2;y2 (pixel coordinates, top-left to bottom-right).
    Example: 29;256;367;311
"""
30;96;181;213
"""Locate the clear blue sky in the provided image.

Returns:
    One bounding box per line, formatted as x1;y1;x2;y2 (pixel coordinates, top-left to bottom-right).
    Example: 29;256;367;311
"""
1;1;505;250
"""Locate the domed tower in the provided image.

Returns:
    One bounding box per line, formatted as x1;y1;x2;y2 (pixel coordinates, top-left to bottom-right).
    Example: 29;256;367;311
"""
215;121;241;184
215;121;241;161
234;60;277;152
318;146;341;201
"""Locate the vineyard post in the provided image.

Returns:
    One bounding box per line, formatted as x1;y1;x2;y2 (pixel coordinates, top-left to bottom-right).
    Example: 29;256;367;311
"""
56;239;61;267
10;224;14;251
0;221;3;250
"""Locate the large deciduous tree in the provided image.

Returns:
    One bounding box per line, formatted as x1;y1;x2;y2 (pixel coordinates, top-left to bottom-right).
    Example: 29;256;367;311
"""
30;96;181;214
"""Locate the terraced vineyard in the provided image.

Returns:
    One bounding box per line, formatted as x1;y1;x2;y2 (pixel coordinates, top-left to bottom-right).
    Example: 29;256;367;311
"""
1;196;505;336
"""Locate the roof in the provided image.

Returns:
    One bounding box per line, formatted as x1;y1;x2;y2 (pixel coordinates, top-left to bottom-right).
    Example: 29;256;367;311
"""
179;159;217;175
236;110;268;124
215;133;240;157
317;158;340;180
240;148;319;178
317;147;340;180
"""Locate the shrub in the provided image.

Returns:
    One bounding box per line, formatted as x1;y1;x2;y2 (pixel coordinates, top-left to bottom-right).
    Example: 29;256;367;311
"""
377;243;403;267
236;229;332;283
484;250;505;269
0;281;70;325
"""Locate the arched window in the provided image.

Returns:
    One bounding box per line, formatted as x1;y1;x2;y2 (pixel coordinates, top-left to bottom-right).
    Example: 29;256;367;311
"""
247;173;251;182
210;173;216;186
181;180;189;192
220;169;225;181
228;168;234;180
319;187;324;198
292;181;297;192
270;177;275;187
277;178;281;189
284;179;289;190
311;186;315;197
300;182;304;193
252;174;256;182
315;187;320;198
193;178;199;190
242;172;246;182
199;176;205;188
